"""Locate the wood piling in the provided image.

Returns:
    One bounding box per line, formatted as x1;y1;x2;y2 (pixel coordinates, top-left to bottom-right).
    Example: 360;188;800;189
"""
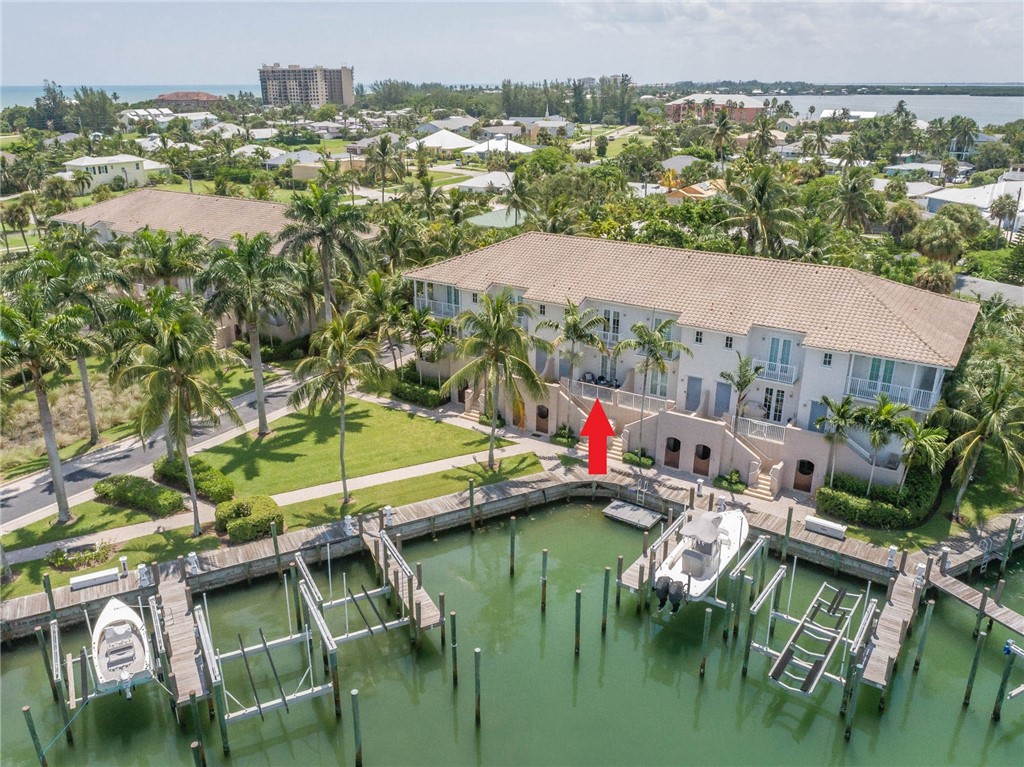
271;522;282;582
541;549;549;612
23;706;47;767
601;567;610;635
913;599;935;672
700;607;712;678
450;611;459;686
190;741;205;767
474;647;482;726
963;630;987;706
351;689;363;767
509;516;516;577
992;641;1016;722
615;555;623;609
439;593;446;646
574;589;582;656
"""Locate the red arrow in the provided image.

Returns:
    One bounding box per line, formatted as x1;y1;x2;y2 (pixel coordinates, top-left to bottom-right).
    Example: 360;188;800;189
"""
580;399;614;474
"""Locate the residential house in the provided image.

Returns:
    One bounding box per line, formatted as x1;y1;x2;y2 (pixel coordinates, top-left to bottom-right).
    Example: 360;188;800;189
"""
628;182;669;198
665;179;726;204
884;160;974;180
135;134;203;154
201;123;278;141
818;110;877;121
949;132;1000;162
60;154;168;190
454;171;513;193
406;233;977;495
666;94;765;123
415;116;479;136
480;124;523;139
407;129;477;153
459;135;534;159
870;178;943;208
42;132;81;147
921;171;1024;230
263;150;324;170
118;107;176;128
465;206;527;229
232;144;288;160
659;155;702;173
735;130;787;150
346;132;400;155
776;118;801;133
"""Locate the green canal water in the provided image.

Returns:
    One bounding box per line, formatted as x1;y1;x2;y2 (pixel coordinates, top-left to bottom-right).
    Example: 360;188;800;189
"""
2;501;1022;766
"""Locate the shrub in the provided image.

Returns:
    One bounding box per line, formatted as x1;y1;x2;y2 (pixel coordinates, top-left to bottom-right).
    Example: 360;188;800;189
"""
623;448;654;469
713;469;747;493
94;475;184;516
154;456;235;503
231;334;310;364
479;411;506;428
397;361;438;388
215;495;279;535
218;496;284;544
45;542;114;571
551;422;579;448
815;468;940;529
392;380;448;408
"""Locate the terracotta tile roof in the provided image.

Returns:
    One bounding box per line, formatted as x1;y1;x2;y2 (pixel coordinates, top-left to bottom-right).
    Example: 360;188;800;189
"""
52;189;291;251
405;232;978;368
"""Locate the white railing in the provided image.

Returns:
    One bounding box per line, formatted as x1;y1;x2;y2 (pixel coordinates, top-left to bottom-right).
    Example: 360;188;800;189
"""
845;376;935;410
415;297;460;318
568;380;671;413
847;438;872;462
597;329;619;346
736;416;786;444
754;358;799;385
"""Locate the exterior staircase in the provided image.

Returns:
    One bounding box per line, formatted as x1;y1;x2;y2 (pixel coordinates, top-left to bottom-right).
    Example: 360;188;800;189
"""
745;472;774;501
580;436;624;463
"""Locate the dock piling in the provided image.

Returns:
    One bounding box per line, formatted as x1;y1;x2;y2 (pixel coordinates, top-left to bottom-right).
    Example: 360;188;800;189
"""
963;630;988;706
999;519;1017;576
700;607;712;678
330;647;341;719
189;691;204;760
439;593;446;646
615;555;623;609
972;588;989;639
913;600;935;672
601;567;610;635
574;589;582;655
992;641;1016;721
637;565;645;614
351;689;363;767
642;531;649;557
450;611;459;686
289;563;302;630
742;579;756;677
844;664;863;740
722;576;734;643
23;706;47;767
781;507;793;562
271;522;282;581
416;561;423;589
190;741;205;767
213;676;229;754
541;549;549;612
469;479;476;531
509;516;516;577
474;647;482;726
42;573;56;621
733;568;747;638
34;626;57;701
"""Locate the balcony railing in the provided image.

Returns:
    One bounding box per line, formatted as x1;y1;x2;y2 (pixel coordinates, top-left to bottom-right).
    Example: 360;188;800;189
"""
568;380;671;414
736;416;786;444
415;297;461;318
754;358;799;385
597;329;620;346
845;376;936;410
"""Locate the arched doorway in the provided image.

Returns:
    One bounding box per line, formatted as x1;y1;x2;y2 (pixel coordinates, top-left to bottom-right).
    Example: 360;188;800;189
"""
664;437;681;468
794;459;814;492
693;444;711;476
536;405;550;433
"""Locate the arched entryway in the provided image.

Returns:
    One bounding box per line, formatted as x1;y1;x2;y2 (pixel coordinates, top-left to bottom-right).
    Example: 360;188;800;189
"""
536;405;550;433
664;437;681;468
693;444;711;476
457;384;468;403
794;459;815;492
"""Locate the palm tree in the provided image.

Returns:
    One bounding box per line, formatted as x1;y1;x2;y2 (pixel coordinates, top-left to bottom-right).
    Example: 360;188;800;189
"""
355;270;408;369
6;202;31;250
707;110;736;170
288;312;390;503
749;114;776;159
413;177;446;221
502;175;535;226
897;420;947;496
814;395;859;488
940;364;1024;521
364;134;406;203
425;317;454;388
196;232;299;436
825;169;883;232
886;199;920;246
719;353;763;467
854;394;913;494
279;184;369;324
115;305;241;536
614;319;691;454
537;299;607;387
130;228;206;292
913;260;955;294
293;245;325;335
912;217;966;263
372;214;422;272
403;306;433;383
442;290;546;469
722;165;800;257
948;115;978;159
989;194;1018;246
0;285;90;524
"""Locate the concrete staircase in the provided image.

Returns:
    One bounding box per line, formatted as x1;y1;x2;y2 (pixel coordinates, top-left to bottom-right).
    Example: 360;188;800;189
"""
745;472;774;501
580;436;624;463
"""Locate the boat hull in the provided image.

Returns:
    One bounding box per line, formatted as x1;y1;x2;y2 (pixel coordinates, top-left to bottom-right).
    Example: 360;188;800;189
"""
90;598;154;695
655;511;750;603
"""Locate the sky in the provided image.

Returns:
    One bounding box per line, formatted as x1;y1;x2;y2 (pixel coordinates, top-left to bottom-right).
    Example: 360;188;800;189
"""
2;1;1022;87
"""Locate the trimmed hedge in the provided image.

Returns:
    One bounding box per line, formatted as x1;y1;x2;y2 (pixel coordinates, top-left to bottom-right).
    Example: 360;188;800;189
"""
215;495;283;543
713;470;747;493
551;422;579;448
154;456;235;503
231;334;310;364
623;449;654;469
94;475;184;516
815;469;941;529
392;380;448;408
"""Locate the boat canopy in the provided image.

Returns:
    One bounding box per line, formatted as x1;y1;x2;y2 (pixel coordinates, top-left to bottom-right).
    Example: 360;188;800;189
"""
681;513;723;544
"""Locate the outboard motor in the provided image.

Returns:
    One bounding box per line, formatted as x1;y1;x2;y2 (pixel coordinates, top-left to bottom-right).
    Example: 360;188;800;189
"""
668;580;685;613
654;576;671;611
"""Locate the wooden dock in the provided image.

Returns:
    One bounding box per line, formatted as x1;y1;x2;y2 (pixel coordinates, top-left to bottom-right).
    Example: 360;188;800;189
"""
603;500;660;530
156;578;206;705
618;511;690;591
360;529;442;631
862;573;920;689
929;571;1024;635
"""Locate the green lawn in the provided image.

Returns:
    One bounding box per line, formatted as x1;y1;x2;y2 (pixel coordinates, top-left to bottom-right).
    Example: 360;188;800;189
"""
1;527;220;600
279;452;542;529
202;366;280;401
845;445;1022;550
2;230;41;252
604;133;654;159
1;500;157;553
199;400;509;496
1;421;137;482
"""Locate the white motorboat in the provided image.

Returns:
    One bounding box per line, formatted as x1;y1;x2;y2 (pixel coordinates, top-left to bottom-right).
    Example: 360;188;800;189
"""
90;598;153;697
653;510;749;612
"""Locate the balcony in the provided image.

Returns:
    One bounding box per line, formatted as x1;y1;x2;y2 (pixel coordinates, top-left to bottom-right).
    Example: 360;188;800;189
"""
735;416;786;444
845;376;936;410
596;329;620;346
568;379;671;414
754;358;799;385
415;297;461;318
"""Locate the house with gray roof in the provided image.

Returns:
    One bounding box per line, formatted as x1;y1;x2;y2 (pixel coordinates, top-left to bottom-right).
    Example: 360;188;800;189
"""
263;150;324;169
415;116;479;136
660;155;702;172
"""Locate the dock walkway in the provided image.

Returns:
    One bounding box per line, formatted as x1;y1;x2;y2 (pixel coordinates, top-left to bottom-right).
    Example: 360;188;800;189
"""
156;578;206;704
360;528;442;630
862;573;920;688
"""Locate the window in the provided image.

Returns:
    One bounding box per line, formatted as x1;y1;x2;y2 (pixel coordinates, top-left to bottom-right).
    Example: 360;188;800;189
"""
725;336;733;349
539;304;546;316
822;352;833;367
694;331;703;344
471;292;478;304
649;369;668;397
602;309;620;338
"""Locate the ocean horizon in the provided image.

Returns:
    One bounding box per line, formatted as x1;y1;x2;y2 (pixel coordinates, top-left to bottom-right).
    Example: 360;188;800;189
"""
0;84;261;109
